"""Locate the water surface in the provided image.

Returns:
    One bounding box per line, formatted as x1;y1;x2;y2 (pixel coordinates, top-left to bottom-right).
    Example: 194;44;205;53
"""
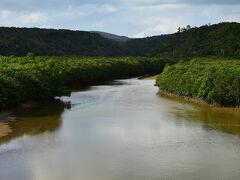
0;78;240;180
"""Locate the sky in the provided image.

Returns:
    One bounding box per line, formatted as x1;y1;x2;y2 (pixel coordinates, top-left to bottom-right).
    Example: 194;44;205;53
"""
0;0;239;38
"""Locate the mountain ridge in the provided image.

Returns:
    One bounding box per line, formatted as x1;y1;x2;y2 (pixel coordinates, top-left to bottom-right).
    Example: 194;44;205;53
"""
0;22;239;58
90;31;130;42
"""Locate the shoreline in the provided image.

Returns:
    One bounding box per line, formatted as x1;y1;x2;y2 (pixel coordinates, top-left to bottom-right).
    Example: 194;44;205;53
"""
0;101;41;119
158;89;240;109
157;89;223;107
0;123;12;137
139;75;158;80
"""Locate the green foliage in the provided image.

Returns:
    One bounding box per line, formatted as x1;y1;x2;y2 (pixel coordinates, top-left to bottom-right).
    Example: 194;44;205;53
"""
156;58;240;107
0;22;239;58
150;22;240;59
122;35;173;56
26;52;35;58
0;56;172;108
0;27;173;57
0;27;126;57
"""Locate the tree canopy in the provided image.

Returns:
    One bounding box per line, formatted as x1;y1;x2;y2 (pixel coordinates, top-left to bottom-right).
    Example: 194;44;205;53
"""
150;22;240;59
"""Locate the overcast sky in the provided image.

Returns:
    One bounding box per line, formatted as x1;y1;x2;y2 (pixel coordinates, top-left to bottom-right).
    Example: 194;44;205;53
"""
0;0;239;37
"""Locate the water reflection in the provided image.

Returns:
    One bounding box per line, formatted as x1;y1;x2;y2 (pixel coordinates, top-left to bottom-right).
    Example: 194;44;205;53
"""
159;93;240;135
69;80;127;92
0;100;71;145
0;80;126;146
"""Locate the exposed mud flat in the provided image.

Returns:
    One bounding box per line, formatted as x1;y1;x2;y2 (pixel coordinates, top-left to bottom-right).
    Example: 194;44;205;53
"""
0;123;12;137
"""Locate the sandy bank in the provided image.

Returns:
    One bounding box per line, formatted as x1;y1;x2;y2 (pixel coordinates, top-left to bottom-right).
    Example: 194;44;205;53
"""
140;75;158;80
158;90;222;107
0;123;12;137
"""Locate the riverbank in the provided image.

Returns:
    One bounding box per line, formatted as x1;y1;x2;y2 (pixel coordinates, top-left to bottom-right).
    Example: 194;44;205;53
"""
158;90;219;107
0;112;13;137
0;123;11;137
139;75;158;80
155;57;240;108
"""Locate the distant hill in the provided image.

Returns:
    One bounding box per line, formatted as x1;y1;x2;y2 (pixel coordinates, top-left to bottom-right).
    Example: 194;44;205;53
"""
0;27;126;56
150;22;240;58
91;31;130;42
91;31;174;56
123;35;173;56
0;27;169;57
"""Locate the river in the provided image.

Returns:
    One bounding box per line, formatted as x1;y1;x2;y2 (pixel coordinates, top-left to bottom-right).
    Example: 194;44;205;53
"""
0;78;240;180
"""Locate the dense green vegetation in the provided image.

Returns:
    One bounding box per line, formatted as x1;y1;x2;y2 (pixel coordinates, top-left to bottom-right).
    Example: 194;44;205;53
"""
0;27;173;57
0;22;239;58
156;58;240;107
0;56;172;108
0;27;126;57
123;35;173;56
151;22;240;58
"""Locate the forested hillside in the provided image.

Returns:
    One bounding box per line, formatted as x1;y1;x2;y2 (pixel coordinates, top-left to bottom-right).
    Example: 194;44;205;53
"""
92;32;173;56
0;27;172;57
1;23;238;58
123;35;173;56
150;22;240;58
0;27;127;57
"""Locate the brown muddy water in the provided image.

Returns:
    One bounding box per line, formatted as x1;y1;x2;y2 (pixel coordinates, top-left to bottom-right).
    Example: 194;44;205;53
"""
0;78;240;180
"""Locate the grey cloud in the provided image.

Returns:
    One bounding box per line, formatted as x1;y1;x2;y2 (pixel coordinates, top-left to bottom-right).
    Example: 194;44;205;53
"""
1;0;240;12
